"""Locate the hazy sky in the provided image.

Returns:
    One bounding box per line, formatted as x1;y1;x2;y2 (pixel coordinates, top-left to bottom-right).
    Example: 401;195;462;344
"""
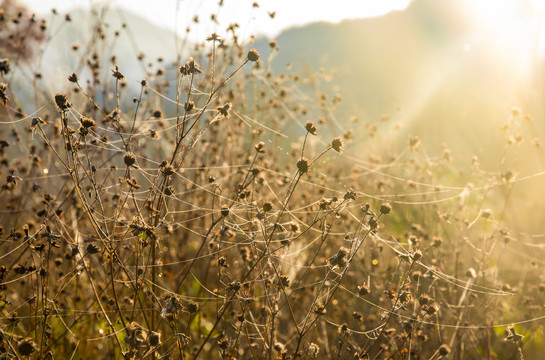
20;0;412;40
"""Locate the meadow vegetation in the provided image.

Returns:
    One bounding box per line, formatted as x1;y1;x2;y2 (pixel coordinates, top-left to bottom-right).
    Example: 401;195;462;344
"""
0;1;544;359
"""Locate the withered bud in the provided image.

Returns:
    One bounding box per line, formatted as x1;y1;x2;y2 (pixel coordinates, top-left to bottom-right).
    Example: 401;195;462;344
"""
247;49;260;62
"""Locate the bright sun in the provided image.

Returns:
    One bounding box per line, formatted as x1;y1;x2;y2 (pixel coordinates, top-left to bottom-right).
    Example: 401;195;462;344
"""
463;0;545;52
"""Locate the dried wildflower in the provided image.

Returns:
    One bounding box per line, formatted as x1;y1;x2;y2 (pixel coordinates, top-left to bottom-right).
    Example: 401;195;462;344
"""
422;303;439;315
68;72;78;83
297;157;309;174
418;294;432;306
331;137;344;153
206;32;221;42
227;281;241;292
399;290;412;303
344;189;357;201
505;325;524;343
0;83;9;105
111;66;125;80
179;57;203;75
80;116;95;128
216;103;231;117
184;100;194;112
328;247;349;268
0;58;10;75
255;141;265;153
220;205;229;217
438;344;451;356
357;283;370;296
54;93;70;110
218;339;229;349
218;256;228;267
368;217;378;231
148;331;161;346
186;302;199;313
379;202;391;215
123;152;136;166
161;164;175;176
127;178;140;189
352;312;363;321
313;303;327;315
431;236;442;247
262;201;273;212
305;120;317;135
411;250;423;262
86;243;100;254
409;135;420;149
247;49;260;62
161;295;182;320
5;174;22;186
17;339;37;356
278;274;291;288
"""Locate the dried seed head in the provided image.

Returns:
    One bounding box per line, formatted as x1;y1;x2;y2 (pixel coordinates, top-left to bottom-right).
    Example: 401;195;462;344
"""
352;312;364;321
127;178;140;189
123;152;136;166
296;157;309;174
0;58;10;75
87;243;101;254
161;164;175;176
357;284;370;296
54;93;70;110
179;57;203;75
184;100;194;112
186;302;199;313
111;66;125;80
220;205;229;217
278;274;291;288
331;137;344;153
148;331;161;346
68;72;78;83
262;201;273;212
411;250;423;262
438;344;451;356
217;256;228;267
216;103;231;117
0;82;8;105
247;49;260;62
206;32;221;42
80;116;95;128
418;294;432;306
343;189;357;201
313;303;327;315
380;202;392;215
305;120;317;135
17;339;37;356
308;343;319;357
255;141;265;153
